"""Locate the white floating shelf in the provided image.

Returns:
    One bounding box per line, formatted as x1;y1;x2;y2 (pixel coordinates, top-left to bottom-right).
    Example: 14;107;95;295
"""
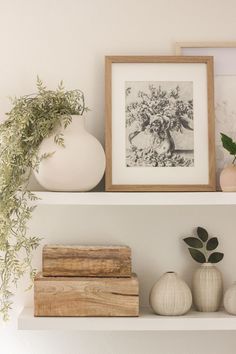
18;307;236;331
32;191;236;206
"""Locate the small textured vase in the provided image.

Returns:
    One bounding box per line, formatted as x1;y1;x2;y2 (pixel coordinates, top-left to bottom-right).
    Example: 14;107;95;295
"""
34;115;106;191
224;282;236;315
149;272;192;316
192;263;223;312
220;164;236;192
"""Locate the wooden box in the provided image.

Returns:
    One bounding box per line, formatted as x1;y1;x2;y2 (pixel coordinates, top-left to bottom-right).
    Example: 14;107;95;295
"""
42;245;132;277
34;273;139;317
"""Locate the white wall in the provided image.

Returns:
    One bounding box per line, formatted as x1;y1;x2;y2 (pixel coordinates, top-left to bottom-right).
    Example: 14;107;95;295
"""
1;0;236;353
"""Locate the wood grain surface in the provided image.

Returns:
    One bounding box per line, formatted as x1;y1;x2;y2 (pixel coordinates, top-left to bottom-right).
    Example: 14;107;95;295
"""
34;272;139;317
42;245;132;277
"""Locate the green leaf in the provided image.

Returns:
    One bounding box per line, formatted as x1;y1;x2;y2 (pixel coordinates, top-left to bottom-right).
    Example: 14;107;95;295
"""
54;133;65;148
197;227;208;242
188;248;206;263
206;237;219;251
221;133;236;155
208;252;224;263
183;237;203;248
40;152;55;161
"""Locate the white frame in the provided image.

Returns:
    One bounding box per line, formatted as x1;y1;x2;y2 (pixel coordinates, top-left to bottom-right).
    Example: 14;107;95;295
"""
175;42;236;189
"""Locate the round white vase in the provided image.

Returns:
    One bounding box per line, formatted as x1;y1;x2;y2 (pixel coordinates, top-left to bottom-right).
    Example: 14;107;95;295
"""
192;263;223;312
149;272;192;316
34;115;106;191
224;282;236;315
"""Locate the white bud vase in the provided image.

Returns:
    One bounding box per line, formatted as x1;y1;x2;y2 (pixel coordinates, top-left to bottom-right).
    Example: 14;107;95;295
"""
149;272;192;316
224;282;236;315
34;115;106;191
192;263;223;312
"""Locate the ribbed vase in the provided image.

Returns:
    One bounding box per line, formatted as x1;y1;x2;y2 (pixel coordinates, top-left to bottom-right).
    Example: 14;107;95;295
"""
192;263;223;312
224;282;236;315
149;272;192;316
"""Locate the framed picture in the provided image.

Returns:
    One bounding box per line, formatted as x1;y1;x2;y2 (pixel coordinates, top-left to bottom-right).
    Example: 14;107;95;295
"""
176;42;236;189
105;56;216;192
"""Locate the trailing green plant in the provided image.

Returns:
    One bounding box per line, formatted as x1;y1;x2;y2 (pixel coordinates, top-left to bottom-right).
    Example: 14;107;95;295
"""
221;133;236;164
183;226;224;264
0;78;88;320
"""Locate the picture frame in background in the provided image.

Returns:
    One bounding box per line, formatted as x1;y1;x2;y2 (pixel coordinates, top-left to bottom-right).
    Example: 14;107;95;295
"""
176;42;236;189
105;56;216;191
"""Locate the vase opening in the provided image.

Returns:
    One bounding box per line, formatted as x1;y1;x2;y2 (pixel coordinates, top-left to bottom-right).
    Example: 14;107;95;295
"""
202;262;213;266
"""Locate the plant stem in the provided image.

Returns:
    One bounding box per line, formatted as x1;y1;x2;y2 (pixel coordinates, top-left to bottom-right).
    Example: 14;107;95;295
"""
203;243;208;262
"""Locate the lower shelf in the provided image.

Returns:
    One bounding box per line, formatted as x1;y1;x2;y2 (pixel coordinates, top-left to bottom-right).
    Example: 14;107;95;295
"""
18;307;236;331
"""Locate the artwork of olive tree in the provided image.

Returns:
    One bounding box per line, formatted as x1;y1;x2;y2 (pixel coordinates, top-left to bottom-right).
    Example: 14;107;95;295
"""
125;82;194;167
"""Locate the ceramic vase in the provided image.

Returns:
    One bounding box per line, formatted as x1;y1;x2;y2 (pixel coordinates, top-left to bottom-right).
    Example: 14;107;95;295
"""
149;271;192;316
34;115;106;191
192;263;223;312
224;282;236;315
220;164;236;192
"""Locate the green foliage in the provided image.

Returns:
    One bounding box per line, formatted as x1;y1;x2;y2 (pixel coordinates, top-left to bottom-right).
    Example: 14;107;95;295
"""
183;227;224;264
197;226;208;242
206;237;219;251
221;133;236;163
208;252;224;263
188;248;206;263
0;78;87;320
183;237;203;249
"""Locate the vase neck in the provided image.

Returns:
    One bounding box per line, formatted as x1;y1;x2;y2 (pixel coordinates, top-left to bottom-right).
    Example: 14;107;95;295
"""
62;115;86;133
201;262;213;267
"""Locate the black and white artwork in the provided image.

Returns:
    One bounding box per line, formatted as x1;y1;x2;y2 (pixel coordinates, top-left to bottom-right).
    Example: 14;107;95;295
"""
125;81;194;168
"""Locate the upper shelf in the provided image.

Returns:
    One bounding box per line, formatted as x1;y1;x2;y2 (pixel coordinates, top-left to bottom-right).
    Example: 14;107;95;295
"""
32;191;236;206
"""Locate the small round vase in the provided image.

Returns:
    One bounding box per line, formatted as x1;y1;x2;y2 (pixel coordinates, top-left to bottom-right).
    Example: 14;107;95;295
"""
220;164;236;192
224;282;236;315
34;115;106;191
149;272;192;316
192;263;223;312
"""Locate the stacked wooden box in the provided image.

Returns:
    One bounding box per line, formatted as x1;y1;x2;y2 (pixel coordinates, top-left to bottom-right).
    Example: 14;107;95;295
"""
34;245;139;317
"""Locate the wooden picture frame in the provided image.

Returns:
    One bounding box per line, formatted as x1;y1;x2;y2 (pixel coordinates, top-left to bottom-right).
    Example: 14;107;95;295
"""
175;42;236;189
105;56;216;192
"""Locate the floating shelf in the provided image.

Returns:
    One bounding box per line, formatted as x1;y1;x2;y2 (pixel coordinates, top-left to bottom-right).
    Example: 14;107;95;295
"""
18;307;236;331
32;192;236;206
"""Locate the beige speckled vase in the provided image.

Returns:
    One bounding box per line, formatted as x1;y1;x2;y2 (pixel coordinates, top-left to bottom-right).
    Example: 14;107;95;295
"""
192;263;223;312
220;164;236;192
224;282;236;315
149;272;192;316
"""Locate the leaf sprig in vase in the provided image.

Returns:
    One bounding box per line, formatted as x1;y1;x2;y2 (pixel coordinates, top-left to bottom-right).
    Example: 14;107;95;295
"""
183;226;224;264
220;133;236;191
221;133;236;164
0;78;88;320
